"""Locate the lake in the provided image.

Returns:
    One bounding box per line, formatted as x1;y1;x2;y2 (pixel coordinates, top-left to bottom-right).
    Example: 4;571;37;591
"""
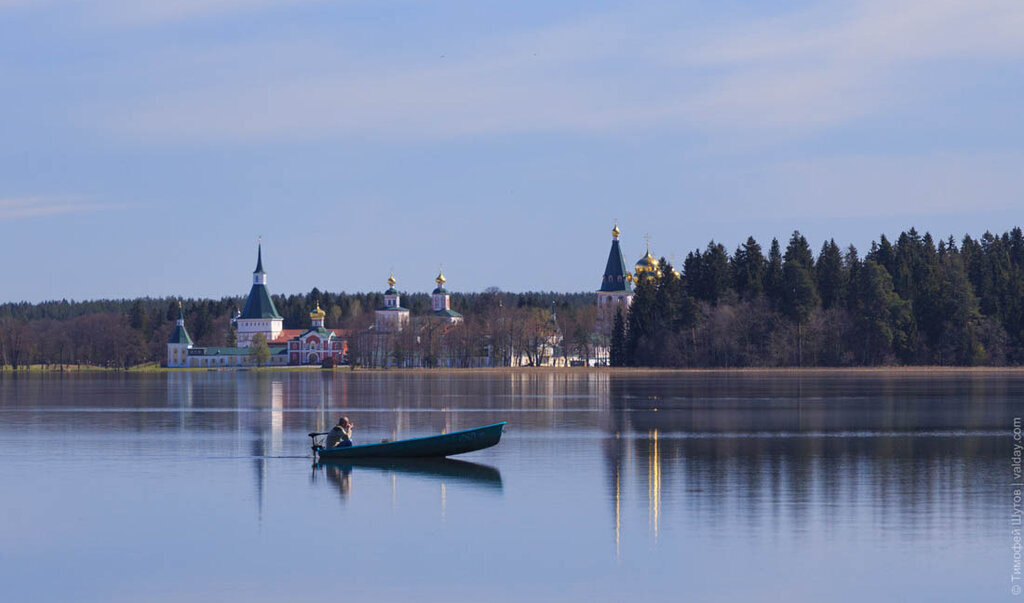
0;370;1018;602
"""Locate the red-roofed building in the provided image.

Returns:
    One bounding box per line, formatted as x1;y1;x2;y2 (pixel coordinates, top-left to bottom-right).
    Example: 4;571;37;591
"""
284;303;347;366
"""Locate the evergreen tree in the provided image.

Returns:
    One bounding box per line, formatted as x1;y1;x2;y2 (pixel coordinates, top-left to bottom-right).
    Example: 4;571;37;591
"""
872;234;895;275
624;277;658;366
610;308;625;367
816;239;844;309
694;242;731;305
732;236;766;300
934;251;984;364
852;260;914;364
129;299;149;333
783;231;815;269
764;238;783;306
782;232;819;366
844;245;861;312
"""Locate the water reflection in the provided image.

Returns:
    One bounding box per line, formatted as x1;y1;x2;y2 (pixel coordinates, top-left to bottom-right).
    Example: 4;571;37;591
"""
0;370;1014;602
601;428;1004;553
313;458;503;505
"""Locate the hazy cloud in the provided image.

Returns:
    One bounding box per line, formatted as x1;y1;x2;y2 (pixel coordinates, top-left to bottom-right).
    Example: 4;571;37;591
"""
0;197;128;220
711;152;1024;220
85;0;322;27
90;0;1024;143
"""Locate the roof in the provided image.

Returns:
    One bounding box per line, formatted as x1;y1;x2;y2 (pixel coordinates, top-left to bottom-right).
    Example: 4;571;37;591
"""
385;287;399;295
167;324;193;345
269;329;305;344
297;327;337;339
254;244;265;273
195;345;286;356
599;238;632;293
432;287;448;295
240;283;283;319
433;308;463;318
270;327;350;343
377;306;410;312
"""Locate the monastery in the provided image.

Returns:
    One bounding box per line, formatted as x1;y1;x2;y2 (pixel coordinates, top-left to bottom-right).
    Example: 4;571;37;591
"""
167;244;347;368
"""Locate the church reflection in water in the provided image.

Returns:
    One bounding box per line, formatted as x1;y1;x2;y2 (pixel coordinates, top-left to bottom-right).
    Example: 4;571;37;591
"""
599;373;1008;557
165;370;1009;552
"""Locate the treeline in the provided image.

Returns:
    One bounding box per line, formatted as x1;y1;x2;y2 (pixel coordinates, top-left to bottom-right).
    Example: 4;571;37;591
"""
0;288;593;369
612;228;1024;367
4;226;1024;369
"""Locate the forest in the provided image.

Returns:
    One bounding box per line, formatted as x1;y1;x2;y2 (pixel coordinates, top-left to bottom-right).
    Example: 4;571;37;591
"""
2;227;1023;369
612;227;1024;367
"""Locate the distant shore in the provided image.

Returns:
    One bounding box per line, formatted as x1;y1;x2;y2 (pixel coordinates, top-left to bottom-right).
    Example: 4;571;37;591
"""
5;364;1024;376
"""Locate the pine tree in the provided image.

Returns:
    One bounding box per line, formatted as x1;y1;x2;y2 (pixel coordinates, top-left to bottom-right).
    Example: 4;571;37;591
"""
690;242;731;304
625;277;659;366
764;238;783;306
610;308;625;367
852;259;913;364
816;239;844;309
782;232;819;366
732;236;765;300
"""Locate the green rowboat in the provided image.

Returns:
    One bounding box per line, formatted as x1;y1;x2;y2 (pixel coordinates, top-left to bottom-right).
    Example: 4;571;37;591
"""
312;421;506;459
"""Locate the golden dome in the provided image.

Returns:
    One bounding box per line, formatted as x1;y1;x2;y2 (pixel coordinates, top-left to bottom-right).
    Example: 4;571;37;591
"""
435;270;446;286
611;223;620;238
387;273;396;288
309;301;326;320
635;250;659;273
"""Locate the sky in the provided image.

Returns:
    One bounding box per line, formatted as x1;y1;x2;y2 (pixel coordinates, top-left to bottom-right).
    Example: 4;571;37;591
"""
1;0;1023;302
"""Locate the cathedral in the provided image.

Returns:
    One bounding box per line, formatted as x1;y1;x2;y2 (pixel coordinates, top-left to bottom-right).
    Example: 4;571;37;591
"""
595;223;672;350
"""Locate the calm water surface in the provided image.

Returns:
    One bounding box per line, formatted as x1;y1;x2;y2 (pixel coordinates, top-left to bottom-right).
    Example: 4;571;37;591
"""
0;370;1018;602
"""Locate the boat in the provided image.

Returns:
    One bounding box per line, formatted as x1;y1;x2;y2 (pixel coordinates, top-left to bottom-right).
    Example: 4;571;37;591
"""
312;421;507;459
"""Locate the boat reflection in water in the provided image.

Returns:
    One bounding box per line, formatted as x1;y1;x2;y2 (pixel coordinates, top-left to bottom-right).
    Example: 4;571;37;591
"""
314;457;503;503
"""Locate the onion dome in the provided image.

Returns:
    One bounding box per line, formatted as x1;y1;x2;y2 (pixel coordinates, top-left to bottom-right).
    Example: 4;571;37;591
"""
611;223;621;239
433;270;447;294
309;301;326;321
635;250;660;276
385;273;398;295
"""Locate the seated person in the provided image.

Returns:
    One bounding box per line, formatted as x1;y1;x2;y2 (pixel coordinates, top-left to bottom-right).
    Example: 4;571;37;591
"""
324;416;354;448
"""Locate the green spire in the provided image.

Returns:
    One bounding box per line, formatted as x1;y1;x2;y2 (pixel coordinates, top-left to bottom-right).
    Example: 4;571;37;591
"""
254;239;264;274
168;300;193;345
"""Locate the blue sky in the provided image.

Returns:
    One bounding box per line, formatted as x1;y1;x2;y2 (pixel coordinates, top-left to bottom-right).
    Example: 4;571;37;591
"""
2;0;1023;302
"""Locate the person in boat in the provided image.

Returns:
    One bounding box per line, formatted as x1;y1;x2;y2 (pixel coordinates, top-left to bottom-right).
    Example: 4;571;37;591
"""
324;416;354;448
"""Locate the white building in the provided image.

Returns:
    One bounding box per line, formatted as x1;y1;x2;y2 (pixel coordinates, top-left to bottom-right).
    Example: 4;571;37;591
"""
374;273;411;333
235;243;284;346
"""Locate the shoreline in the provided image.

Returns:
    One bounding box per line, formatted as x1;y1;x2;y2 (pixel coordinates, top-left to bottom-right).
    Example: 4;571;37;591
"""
5;364;1024;376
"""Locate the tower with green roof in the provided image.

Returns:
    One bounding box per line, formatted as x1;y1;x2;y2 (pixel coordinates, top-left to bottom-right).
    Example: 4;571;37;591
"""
430;270;463;324
597;223;634;336
236;241;284;346
166;301;194;367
